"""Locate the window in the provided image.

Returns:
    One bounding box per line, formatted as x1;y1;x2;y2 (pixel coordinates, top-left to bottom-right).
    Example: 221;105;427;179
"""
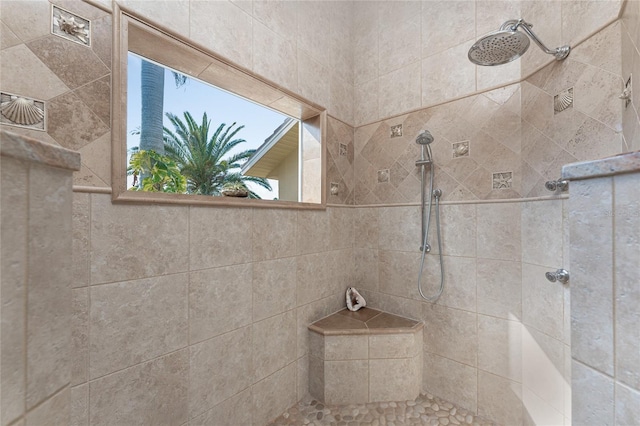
112;8;325;207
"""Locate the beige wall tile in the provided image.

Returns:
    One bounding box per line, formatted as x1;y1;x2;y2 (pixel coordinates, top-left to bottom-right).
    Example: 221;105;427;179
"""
572;360;615;426
252;363;296;426
189;206;252;270
615;382;640;425
0;157;27;426
297;355;310;401
190;388;253;426
190;0;252;67
422;1;475;58
439;204;477;257
330;74;355;126
297;1;331;67
477;56;521;92
190;264;252;343
89;274;188;379
324;360;369;404
0;0;51;43
379;62;421;119
522;326;566;414
324;335;368;361
47;92;109;151
477;258;522;320
423;303;477;366
77;133;111;189
0;44;69;100
522;386;565;426
423;352;477;413
296;295;343;357
561;0;621;46
91;195;188;284
70;384;88;426
354;248;379;292
308;354;324;402
90;350;188;426
614;173;640;390
71;288;88;386
569;178;614;375
253;257;296;323
379;17;421;76
27;35;109;90
297;209;329;255
422;41;476;106
27;164;72;409
252;310;296;382
478;315;522;382
477;202;521;261
432;255;477;312
296;252;333;305
478;371;523;426
329;207;354;250
297;49;330;109
252;208;296;261
189;327;252;419
0;21;21;50
378;205;421;252
355;79;379;126
118;0;190;35
252;0;297;39
521;199;564;267
522;262;565;340
370;357;420;402
26;388;70;426
71;193;90;288
252;21;297;92
370;333;418;359
379;250;420;299
475;0;521;37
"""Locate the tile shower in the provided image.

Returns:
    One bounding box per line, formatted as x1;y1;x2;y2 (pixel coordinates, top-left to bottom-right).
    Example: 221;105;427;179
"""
1;1;639;426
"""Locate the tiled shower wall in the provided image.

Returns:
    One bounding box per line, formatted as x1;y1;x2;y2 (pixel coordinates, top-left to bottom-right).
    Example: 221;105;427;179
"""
352;0;622;127
622;0;640;150
352;199;572;424
353;20;625;205
69;195;353;425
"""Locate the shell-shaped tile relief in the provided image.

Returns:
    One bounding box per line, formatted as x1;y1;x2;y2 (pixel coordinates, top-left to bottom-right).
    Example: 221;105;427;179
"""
554;87;573;114
0;93;45;130
52;6;91;46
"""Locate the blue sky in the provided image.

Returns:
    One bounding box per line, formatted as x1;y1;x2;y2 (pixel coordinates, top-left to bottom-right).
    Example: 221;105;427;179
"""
127;53;286;198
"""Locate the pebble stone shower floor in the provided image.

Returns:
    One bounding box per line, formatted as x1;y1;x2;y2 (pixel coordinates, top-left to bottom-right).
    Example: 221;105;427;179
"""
268;392;497;426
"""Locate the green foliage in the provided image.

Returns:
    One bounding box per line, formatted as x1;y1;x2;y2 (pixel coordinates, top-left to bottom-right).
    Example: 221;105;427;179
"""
128;149;187;193
163;111;272;198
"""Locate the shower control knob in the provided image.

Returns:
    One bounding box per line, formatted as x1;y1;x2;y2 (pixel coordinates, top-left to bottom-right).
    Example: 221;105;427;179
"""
545;269;569;284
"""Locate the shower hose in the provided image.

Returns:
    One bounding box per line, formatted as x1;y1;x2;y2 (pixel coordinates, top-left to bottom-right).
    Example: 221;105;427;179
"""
418;159;444;302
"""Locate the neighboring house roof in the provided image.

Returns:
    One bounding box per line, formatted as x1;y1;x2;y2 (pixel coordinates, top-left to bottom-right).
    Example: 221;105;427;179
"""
241;117;299;178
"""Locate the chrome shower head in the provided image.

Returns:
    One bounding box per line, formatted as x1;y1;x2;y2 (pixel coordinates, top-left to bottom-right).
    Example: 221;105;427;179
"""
416;130;434;145
469;19;570;66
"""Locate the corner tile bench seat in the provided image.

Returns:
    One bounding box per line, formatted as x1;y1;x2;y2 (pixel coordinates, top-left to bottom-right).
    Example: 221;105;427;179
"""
308;308;423;405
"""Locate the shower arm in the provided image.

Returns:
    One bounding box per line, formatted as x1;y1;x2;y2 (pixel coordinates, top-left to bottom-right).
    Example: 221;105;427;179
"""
503;19;570;60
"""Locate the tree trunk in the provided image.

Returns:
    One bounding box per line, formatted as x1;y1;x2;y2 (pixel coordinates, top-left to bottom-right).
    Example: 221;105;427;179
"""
140;61;165;154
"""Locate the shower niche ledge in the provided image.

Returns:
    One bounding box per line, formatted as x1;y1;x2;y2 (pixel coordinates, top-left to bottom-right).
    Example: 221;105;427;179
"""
308;308;423;405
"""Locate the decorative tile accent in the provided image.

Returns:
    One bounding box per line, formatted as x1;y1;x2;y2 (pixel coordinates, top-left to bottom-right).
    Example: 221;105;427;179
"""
0;92;46;131
622;76;632;109
452;141;470;158
377;169;390;183
52;6;91;46
492;171;513;190
339;143;347;157
330;182;339;195
553;87;573;114
390;124;403;138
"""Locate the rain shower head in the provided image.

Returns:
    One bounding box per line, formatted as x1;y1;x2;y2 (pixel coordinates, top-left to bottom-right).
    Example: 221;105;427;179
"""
468;19;570;66
416;130;434;145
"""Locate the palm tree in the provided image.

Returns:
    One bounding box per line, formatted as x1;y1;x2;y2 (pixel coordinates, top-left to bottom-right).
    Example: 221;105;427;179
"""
163;111;272;198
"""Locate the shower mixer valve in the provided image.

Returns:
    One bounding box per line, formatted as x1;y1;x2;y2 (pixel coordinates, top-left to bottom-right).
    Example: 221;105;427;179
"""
545;179;569;192
545;269;570;284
